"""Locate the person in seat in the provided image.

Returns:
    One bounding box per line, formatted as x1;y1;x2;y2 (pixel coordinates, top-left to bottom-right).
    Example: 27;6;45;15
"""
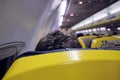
35;30;82;51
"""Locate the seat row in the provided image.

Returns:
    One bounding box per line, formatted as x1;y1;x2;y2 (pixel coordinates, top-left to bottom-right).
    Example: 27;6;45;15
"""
78;35;120;49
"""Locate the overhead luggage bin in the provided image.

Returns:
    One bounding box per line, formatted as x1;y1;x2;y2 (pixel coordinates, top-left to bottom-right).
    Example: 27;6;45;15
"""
91;36;120;48
78;36;97;48
71;13;120;31
3;50;120;80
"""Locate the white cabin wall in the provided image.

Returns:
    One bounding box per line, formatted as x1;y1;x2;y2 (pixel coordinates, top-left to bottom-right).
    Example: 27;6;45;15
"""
0;0;62;54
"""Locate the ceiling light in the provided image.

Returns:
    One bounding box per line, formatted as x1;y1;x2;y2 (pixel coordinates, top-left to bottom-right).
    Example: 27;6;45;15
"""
70;13;74;16
88;29;92;32
82;30;85;33
76;31;82;34
100;27;106;31
78;1;83;4
93;29;97;32
107;28;111;31
85;30;88;33
67;19;70;22
117;27;120;30
97;28;100;31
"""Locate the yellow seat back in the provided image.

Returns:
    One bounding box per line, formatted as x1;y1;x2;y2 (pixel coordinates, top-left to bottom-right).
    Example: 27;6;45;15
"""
78;36;97;48
91;36;120;48
112;35;120;39
3;50;120;80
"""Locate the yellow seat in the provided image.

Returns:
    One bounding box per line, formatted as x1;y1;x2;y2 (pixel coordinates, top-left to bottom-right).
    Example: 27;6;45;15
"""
91;36;120;48
112;35;120;39
3;50;120;80
78;36;97;48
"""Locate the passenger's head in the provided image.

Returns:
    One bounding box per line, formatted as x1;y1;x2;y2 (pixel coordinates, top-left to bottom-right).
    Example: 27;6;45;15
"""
92;33;100;37
113;32;118;35
76;33;84;37
92;33;97;36
35;30;81;51
85;34;89;36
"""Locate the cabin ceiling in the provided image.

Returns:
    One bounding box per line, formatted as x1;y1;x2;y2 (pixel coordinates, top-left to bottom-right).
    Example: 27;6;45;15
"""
61;0;119;29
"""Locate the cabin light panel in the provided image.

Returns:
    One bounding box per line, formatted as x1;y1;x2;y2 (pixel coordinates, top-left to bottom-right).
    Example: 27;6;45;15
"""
88;29;92;32
84;20;92;25
93;13;108;22
100;27;106;31
109;1;120;14
93;28;97;32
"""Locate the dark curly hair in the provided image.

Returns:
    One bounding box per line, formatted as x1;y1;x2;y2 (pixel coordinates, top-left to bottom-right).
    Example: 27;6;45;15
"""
35;30;81;51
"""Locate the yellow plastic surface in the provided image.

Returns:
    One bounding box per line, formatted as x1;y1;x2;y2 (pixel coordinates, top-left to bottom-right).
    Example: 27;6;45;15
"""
112;35;120;39
91;36;120;48
3;50;120;80
78;36;97;48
